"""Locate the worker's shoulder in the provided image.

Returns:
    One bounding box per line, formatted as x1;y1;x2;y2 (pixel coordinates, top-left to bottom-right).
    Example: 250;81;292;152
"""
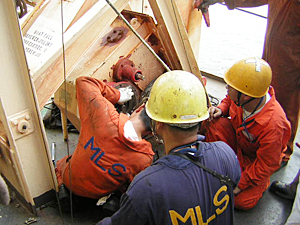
255;98;290;131
200;141;236;158
126;161;166;191
200;141;240;170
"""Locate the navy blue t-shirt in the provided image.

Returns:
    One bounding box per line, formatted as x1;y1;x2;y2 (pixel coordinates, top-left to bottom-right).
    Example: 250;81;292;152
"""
99;137;241;225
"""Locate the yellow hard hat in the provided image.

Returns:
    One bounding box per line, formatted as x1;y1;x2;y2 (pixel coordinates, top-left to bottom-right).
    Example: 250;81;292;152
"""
224;57;272;98
145;70;209;125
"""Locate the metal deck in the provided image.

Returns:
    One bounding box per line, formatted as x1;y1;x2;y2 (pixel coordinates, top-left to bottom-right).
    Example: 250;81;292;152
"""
0;77;299;225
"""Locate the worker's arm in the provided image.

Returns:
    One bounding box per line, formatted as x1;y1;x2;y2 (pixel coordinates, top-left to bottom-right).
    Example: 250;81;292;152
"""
75;76;122;126
208;95;233;120
97;193;145;225
76;76;121;104
215;94;231;118
202;0;268;10
208;95;231;120
76;76;133;104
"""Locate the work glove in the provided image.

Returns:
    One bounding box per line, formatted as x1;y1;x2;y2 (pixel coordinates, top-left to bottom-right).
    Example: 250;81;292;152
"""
201;0;222;8
117;86;134;104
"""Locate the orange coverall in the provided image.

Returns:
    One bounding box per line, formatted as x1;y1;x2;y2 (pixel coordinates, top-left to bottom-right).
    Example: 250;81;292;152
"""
200;87;291;210
56;77;154;199
225;0;300;159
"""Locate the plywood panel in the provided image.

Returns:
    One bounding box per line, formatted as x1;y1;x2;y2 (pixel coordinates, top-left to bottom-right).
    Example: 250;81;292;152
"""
31;0;129;109
55;11;166;131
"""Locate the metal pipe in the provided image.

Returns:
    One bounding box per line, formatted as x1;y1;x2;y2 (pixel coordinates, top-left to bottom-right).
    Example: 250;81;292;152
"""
51;142;56;167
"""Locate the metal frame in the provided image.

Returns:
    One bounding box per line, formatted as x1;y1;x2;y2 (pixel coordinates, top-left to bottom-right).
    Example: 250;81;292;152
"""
0;0;57;214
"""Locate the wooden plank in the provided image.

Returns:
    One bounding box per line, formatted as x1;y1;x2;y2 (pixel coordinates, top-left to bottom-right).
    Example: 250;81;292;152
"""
176;0;202;61
166;0;201;77
147;0;181;70
148;0;203;81
21;0;48;34
187;7;202;61
66;0;99;29
55;12;165;130
31;0;128;109
129;0;154;16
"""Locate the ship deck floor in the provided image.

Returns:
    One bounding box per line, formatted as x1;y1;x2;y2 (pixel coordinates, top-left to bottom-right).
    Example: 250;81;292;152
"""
0;77;299;225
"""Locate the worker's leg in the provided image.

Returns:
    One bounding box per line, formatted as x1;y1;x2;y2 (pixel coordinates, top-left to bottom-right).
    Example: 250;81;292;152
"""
266;39;300;162
55;155;72;187
199;117;237;152
58;185;99;212
272;77;300;162
234;180;269;210
285;174;300;225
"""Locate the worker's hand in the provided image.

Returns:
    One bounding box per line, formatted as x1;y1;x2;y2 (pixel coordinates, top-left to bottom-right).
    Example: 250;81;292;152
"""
208;106;222;121
201;0;222;8
117;86;134;104
233;187;241;195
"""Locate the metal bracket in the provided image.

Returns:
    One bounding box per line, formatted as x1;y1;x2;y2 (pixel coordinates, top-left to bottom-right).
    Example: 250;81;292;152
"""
9;110;34;140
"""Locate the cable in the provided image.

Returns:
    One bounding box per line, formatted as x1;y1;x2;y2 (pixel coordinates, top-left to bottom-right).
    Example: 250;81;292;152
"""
219;3;267;19
59;0;73;223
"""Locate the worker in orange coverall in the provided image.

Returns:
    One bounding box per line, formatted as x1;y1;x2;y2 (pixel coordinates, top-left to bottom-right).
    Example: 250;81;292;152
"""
199;57;291;210
55;76;154;212
201;0;300;165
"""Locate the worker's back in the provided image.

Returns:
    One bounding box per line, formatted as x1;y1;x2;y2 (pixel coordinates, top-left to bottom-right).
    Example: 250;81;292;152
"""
100;138;241;225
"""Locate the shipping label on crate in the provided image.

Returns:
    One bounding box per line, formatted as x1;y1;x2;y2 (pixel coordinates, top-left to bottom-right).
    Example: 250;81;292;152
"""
22;0;86;77
23;16;61;73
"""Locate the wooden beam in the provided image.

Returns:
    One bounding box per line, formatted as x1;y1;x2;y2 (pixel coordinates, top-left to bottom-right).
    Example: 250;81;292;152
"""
148;0;203;80
28;0;128;109
54;11;166;131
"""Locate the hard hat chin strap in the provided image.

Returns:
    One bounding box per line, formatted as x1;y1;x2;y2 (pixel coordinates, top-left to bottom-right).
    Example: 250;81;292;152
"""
236;91;265;118
235;91;256;107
